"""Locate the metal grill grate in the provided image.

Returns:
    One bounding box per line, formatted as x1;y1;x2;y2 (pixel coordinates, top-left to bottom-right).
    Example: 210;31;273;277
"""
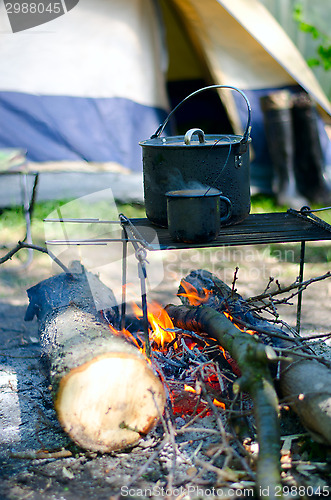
44;208;331;337
123;210;331;250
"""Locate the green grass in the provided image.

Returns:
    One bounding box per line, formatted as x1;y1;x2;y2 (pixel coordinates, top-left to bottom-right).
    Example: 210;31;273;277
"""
251;193;331;225
0;200;146;225
1;194;330;226
0;200;146;245
252;194;331;263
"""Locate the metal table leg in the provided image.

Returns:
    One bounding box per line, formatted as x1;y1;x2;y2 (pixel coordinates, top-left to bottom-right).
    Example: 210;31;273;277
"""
136;248;151;358
296;240;305;334
121;227;128;331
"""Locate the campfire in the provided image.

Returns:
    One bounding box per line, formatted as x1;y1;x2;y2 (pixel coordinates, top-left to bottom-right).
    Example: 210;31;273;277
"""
115;295;229;415
24;263;331;499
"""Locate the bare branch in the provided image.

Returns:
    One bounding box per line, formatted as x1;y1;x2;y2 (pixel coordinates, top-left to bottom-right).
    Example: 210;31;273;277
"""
247;271;331;303
274;346;331;366
231;266;239;297
0;241;71;274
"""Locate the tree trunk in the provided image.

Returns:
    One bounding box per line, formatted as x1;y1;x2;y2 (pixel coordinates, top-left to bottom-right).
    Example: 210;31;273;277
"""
46;306;165;453
25;266;165;453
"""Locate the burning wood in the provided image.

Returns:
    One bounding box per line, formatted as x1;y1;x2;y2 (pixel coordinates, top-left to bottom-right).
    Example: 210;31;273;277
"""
165;302;282;496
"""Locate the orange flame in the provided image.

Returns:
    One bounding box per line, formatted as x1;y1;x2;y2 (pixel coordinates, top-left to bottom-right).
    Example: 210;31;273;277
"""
184;385;225;410
224;312;255;335
107;291;233;416
178;282;256;338
178;280;212;306
131;301;176;349
184;384;196;394
108;322;141;350
213;398;226;409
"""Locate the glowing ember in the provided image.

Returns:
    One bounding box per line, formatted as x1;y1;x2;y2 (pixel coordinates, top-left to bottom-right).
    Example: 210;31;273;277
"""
184;384;197;394
183;385;225;412
184;384;202;395
213;398;226;409
107;291;231;417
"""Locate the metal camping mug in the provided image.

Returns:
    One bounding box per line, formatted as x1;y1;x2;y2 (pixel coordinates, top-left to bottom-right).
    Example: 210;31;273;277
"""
166;188;232;243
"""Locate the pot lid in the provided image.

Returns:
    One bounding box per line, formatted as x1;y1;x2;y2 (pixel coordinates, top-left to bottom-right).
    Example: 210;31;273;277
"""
139;134;243;148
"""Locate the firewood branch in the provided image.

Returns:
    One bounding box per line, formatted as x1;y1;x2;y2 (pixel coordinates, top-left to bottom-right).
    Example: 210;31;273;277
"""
165;303;283;500
246;271;331;303
25;270;165;453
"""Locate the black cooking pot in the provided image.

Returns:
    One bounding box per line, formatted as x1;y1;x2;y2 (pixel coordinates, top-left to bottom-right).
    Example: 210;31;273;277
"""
140;85;252;227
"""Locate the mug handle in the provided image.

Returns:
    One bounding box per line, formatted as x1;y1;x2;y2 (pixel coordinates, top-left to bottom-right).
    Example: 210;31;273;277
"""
219;195;232;224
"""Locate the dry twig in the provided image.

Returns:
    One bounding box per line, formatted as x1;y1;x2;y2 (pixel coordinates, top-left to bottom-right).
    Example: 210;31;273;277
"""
247;271;331;303
9;449;72;460
0;241;70;273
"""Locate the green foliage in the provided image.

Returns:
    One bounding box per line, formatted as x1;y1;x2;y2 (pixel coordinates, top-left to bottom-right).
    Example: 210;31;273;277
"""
316;44;331;71
293;3;331;71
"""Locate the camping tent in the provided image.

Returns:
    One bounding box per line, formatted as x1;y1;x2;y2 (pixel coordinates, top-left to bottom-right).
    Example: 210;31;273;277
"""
0;0;330;187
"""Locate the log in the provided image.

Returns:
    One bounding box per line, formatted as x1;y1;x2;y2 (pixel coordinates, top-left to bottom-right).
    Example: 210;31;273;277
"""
279;358;331;446
178;270;331;446
165;303;283;500
25;265;165;452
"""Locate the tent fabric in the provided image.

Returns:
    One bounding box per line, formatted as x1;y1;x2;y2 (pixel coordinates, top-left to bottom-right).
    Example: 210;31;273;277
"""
170;0;331;125
231;85;331;193
0;92;167;167
0;0;169;167
0;0;168;104
217;0;331;114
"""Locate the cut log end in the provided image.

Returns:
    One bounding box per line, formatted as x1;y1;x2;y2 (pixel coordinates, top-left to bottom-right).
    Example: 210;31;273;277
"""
55;352;165;452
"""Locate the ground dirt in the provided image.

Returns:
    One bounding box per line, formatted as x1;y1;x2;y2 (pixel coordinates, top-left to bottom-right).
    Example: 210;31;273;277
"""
0;239;330;499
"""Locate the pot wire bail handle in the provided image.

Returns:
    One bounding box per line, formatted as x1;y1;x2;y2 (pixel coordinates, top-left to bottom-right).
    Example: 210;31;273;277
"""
203;135;233;197
150;85;252;152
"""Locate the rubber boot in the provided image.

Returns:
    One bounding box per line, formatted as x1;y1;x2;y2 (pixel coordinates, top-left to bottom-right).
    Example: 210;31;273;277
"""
260;90;307;208
291;92;331;205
